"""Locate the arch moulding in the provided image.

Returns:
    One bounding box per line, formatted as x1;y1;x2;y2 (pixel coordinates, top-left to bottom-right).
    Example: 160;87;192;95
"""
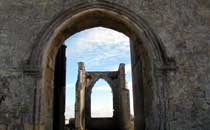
27;1;176;130
29;1;174;67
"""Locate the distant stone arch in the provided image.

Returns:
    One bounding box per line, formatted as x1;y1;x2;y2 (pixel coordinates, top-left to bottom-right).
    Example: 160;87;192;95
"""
90;79;113;118
28;1;176;130
87;76;115;92
75;62;130;130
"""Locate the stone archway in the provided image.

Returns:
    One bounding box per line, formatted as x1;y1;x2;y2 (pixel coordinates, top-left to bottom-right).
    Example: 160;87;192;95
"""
90;79;114;118
75;62;130;130
29;1;175;130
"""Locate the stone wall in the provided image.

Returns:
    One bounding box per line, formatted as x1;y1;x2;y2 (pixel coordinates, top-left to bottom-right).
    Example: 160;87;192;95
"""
0;0;210;130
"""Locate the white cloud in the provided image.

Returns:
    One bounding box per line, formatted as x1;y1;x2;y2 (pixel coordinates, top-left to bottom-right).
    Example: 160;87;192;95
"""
65;27;130;66
93;85;112;91
66;27;129;54
91;105;113;117
127;81;133;90
66;83;75;88
73;27;128;46
125;63;132;73
65;105;75;119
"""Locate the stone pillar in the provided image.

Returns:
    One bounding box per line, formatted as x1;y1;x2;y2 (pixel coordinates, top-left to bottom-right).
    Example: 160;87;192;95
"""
75;62;86;130
118;64;131;130
130;39;145;130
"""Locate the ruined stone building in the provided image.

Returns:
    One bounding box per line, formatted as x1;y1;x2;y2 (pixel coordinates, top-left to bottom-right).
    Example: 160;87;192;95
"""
0;0;210;130
74;62;130;130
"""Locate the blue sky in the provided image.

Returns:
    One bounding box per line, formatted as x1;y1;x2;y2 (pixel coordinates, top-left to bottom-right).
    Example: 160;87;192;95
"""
64;27;133;119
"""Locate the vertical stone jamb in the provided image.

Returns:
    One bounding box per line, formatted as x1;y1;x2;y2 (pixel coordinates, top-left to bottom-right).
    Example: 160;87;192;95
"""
130;39;145;130
118;63;131;130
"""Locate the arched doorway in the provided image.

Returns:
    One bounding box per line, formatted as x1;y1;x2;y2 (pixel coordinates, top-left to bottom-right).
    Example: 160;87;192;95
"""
74;62;130;130
30;2;174;130
91;79;113;118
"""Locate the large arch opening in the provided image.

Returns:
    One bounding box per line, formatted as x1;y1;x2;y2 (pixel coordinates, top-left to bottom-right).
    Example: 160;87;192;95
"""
64;27;134;130
30;2;172;130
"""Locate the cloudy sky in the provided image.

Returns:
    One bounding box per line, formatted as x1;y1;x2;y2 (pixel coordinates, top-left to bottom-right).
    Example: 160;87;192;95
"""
64;27;133;119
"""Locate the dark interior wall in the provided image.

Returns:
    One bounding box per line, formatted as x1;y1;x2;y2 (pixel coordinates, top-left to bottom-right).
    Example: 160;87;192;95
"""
88;118;117;130
53;45;66;130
